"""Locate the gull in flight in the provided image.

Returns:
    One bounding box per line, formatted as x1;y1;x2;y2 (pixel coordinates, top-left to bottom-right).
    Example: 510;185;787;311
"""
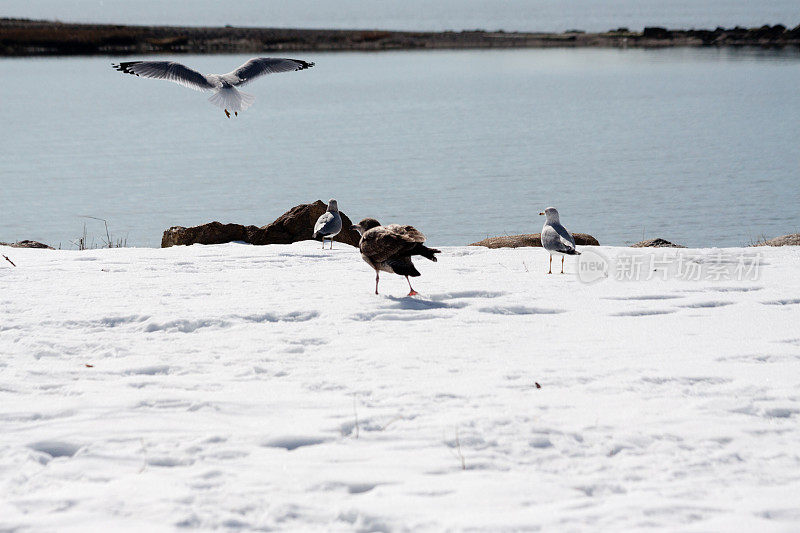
539;206;581;274
112;57;314;118
312;199;343;249
351;218;440;296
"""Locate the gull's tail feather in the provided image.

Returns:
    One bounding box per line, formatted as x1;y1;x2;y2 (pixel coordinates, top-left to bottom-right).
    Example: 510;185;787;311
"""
208;87;255;112
412;244;441;262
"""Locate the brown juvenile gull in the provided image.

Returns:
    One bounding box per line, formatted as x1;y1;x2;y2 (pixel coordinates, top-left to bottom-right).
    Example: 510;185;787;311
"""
112;58;314;118
312;199;342;249
539;206;581;274
351;218;441;296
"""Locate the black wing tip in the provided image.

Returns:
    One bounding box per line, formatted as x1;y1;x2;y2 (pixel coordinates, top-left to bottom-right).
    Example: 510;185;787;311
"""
289;59;315;70
112;61;143;74
555;247;579;255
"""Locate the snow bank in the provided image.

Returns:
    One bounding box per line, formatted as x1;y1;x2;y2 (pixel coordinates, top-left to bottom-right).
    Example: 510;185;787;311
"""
1;242;799;531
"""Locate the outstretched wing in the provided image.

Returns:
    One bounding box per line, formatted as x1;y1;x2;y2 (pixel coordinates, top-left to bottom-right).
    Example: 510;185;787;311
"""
222;58;315;86
360;225;425;263
112;61;217;91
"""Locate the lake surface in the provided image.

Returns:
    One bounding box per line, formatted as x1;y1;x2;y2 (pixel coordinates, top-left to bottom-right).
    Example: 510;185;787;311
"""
1;48;799;248
4;0;799;32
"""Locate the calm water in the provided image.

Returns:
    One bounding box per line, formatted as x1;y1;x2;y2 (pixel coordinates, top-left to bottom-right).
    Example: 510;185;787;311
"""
4;0;799;32
1;48;799;248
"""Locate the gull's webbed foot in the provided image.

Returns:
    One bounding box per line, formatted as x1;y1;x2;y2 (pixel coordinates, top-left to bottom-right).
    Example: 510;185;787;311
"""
405;276;418;296
235;111;238;117
224;109;231;118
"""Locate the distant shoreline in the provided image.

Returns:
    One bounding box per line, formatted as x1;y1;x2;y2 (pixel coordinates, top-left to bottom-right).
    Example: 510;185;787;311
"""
2;18;799;56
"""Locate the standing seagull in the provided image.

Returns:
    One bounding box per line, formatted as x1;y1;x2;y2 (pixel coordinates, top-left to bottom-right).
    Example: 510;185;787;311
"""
351;218;440;296
112;57;314;118
312;199;342;249
539;206;581;274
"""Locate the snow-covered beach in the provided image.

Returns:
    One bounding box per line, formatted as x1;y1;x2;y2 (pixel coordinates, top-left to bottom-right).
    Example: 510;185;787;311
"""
1;242;799;531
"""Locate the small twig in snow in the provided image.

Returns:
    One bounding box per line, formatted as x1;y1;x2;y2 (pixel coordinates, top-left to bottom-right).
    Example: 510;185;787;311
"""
352;397;360;439
2;255;15;267
446;427;466;470
455;428;466;470
81;216;111;248
138;438;147;473
379;415;404;431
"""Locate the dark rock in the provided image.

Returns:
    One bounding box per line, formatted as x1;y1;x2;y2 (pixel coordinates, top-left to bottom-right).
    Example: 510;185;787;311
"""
643;27;672;39
161;201;361;248
469;233;599;249
747;24;787;40
631;238;686;248
687;29;717;43
754;233;800;247
725;26;749;39
161;221;251;248
0;240;53;249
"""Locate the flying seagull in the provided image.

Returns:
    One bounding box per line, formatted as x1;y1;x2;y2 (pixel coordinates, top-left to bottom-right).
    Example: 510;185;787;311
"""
351;218;440;296
539;206;580;274
312;199;342;249
112;57;314;118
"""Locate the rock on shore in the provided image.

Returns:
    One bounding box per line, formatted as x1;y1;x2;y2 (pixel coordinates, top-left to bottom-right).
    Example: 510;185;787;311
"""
470;233;599;249
631;238;686;248
161;200;361;248
0;240;53;249
754;233;800;247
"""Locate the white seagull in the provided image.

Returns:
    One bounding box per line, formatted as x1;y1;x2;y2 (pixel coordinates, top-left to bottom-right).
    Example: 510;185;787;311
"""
112;57;314;118
539;206;581;274
312;199;343;249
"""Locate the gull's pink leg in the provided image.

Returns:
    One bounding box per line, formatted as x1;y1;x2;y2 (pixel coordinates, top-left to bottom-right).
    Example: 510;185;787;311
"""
548;255;552;274
561;255;565;274
406;276;418;296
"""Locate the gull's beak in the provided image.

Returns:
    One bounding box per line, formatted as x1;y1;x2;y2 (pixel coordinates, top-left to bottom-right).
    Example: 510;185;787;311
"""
538;212;545;216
